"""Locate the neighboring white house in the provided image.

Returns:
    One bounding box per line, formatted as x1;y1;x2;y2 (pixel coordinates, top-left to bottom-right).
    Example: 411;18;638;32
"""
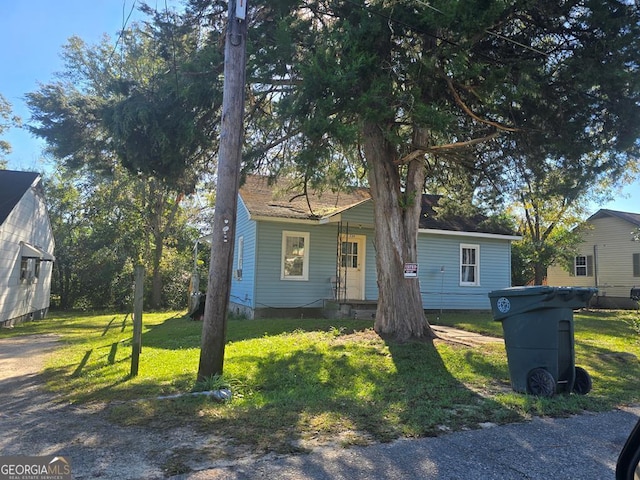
0;170;55;326
546;209;640;309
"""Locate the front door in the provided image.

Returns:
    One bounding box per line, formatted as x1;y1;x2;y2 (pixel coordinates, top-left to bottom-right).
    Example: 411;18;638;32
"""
340;234;365;300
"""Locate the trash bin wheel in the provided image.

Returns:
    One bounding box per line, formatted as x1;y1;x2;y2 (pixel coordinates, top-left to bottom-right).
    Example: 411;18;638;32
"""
572;366;592;395
527;368;556;397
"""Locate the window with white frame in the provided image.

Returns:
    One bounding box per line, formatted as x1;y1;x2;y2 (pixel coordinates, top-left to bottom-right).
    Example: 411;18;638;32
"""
460;244;479;286
281;231;309;280
236;236;244;280
20;258;29;282
20;258;39;284
574;255;593;277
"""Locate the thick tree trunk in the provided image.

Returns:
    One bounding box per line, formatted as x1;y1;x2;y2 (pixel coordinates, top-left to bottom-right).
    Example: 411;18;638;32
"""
148;188;164;310
533;262;546;286
54;261;73;309
151;235;163;309
362;122;435;342
62;264;72;309
148;184;183;310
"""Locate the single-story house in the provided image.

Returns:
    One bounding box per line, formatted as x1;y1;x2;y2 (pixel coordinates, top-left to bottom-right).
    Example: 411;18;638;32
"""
0;170;55;327
199;175;520;319
547;209;640;309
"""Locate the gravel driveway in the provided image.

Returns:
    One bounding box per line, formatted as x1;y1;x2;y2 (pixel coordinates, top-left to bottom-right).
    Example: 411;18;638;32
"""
0;334;233;479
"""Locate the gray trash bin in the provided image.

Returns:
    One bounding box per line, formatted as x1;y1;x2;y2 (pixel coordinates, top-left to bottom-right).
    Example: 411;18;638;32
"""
488;286;597;397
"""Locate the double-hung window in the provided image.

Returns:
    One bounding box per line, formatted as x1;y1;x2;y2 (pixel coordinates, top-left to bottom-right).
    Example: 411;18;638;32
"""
574;255;593;277
20;258;40;283
281;231;309;281
460;244;479;286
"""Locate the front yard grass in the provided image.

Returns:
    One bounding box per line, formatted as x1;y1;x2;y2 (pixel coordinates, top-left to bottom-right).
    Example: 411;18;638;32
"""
3;308;640;453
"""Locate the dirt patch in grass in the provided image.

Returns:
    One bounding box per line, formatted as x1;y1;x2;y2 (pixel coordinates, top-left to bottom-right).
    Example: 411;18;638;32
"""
329;327;383;345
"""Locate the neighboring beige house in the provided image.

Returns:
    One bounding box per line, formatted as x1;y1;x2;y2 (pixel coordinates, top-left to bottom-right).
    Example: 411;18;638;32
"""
547;209;640;309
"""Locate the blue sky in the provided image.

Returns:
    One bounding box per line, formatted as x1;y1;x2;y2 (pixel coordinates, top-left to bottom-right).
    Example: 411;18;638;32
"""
0;0;176;170
0;1;638;214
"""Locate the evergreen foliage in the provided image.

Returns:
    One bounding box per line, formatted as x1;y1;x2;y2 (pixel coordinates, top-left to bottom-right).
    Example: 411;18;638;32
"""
23;1;640;334
224;0;640;338
27;10;215;310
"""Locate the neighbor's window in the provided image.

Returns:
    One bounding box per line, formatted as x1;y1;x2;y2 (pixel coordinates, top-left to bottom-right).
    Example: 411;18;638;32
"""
633;253;640;277
20;258;29;282
460;244;479;286
574;255;593;277
281;231;309;280
19;258;38;283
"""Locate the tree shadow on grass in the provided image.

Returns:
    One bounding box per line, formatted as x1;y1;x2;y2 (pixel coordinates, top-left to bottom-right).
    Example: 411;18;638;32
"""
145;332;526;459
42;313;524;463
140;314;374;349
384;339;523;434
574;340;640;401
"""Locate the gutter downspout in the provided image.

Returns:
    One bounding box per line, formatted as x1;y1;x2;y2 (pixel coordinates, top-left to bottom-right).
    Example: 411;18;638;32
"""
593;244;599;307
593;244;598;288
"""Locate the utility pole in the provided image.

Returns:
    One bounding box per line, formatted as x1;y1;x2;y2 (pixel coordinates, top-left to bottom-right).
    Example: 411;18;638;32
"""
197;0;248;381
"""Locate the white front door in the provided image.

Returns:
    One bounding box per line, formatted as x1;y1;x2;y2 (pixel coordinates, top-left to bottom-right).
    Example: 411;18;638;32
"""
340;234;365;300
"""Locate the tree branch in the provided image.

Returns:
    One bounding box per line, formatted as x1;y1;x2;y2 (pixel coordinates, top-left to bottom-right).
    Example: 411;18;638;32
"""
395;149;427;165
252;127;303;153
445;76;520;132
426;131;501;152
394;131;501;165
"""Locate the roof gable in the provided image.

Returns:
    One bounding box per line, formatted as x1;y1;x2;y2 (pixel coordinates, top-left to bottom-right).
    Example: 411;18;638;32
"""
588;209;640;228
239;175;517;236
0;170;40;225
239;175;370;220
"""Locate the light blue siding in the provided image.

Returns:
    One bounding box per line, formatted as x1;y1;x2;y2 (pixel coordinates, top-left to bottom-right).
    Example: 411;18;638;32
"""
363;234;378;300
230;198;257;310
340;201;374;227
418;233;512;310
229;193;514;314
254;222;340;308
0;183;55;323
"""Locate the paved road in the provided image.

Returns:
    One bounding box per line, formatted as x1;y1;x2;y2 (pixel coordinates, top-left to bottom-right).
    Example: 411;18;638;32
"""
179;406;639;479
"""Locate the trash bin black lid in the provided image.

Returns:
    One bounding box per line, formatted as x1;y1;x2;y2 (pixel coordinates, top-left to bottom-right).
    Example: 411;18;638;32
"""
488;286;597;321
488;286;556;298
488;286;598;298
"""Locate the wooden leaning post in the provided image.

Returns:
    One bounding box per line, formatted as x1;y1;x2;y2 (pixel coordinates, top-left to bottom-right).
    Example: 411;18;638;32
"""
130;264;144;377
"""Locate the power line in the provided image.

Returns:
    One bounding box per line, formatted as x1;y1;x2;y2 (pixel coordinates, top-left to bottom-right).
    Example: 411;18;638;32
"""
106;0;139;68
338;0;548;58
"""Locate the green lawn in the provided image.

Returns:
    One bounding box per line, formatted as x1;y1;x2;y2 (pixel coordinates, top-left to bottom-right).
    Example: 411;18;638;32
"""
3;308;640;453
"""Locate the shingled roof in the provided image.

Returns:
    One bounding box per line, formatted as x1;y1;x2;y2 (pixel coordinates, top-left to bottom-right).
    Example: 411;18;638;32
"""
588;209;640;227
419;195;516;235
239;175;370;220
239;175;517;236
0;170;40;225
